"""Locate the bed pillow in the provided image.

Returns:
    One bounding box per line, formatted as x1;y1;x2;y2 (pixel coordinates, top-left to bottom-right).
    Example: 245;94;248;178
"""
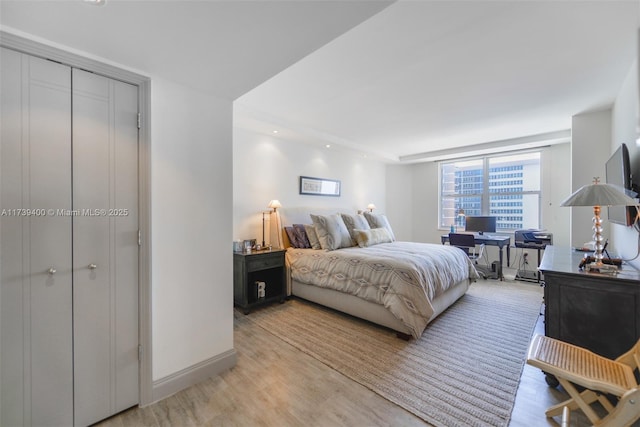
293;224;311;248
310;213;353;251
353;227;393;248
303;224;322;250
363;212;396;241
340;213;371;245
284;226;305;248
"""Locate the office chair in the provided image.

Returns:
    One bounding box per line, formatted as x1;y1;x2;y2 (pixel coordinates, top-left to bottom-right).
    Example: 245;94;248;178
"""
448;233;487;279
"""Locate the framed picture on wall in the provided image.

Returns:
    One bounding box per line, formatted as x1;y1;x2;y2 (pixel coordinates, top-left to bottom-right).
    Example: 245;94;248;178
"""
299;176;341;197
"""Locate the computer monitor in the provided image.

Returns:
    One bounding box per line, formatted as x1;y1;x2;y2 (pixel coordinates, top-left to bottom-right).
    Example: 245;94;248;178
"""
465;216;496;235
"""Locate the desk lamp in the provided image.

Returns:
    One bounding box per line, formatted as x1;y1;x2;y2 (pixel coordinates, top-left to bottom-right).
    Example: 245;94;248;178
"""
560;178;637;270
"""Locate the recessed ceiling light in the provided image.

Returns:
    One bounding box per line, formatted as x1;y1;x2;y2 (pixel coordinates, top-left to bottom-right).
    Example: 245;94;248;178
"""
83;0;106;5
325;144;331;148
272;130;279;134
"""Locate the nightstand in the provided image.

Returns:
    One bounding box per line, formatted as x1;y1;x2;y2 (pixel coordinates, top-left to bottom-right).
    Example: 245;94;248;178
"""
233;249;286;314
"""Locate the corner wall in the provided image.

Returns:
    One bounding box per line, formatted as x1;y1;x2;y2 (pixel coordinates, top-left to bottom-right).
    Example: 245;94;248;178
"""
151;78;234;383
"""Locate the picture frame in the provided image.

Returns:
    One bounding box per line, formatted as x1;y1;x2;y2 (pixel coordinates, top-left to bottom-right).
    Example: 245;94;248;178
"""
299;176;341;197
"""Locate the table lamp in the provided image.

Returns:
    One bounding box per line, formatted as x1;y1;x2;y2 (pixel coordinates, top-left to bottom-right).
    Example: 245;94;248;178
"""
268;200;281;212
560;178;638;270
261;200;282;248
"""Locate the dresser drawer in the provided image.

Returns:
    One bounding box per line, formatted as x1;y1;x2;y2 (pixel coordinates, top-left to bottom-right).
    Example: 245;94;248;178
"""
246;253;283;272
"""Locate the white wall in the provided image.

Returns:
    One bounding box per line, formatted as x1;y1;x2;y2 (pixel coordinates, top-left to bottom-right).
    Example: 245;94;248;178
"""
570;110;613;247
232;126;387;240
611;59;640;269
386;165;413;241
151;79;234;380
543;143;572;248
408;161;440;244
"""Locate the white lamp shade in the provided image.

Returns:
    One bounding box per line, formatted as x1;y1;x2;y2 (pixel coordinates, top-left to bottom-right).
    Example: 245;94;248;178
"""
560;183;637;207
268;200;282;209
367;203;376;210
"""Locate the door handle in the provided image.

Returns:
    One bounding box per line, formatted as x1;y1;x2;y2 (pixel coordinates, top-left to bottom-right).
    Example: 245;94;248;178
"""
88;263;97;270
47;267;56;275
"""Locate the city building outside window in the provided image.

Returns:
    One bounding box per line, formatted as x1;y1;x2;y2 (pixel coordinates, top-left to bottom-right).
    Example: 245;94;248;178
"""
440;151;541;232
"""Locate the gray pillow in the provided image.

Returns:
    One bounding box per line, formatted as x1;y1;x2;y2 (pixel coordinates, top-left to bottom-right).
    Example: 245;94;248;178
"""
303;224;322;250
293;224;311;248
310;214;353;250
340;213;371;245
353;227;393;247
284;226;304;248
363;212;396;241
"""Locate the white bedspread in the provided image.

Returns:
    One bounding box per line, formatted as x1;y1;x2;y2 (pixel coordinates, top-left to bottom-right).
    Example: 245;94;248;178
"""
286;241;480;338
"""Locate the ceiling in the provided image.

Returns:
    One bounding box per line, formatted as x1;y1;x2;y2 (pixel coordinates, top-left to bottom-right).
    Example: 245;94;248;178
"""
0;0;392;100
236;0;640;162
2;1;639;163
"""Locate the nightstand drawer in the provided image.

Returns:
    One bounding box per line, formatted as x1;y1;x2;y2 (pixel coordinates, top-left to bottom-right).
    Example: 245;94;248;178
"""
246;253;283;272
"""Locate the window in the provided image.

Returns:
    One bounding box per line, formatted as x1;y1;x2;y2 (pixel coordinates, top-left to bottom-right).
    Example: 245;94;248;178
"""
440;151;541;232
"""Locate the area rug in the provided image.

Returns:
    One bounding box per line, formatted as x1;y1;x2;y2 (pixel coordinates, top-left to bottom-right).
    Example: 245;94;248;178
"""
246;281;543;427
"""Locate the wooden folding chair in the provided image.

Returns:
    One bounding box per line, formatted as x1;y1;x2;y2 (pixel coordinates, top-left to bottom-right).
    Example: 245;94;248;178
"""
526;334;640;427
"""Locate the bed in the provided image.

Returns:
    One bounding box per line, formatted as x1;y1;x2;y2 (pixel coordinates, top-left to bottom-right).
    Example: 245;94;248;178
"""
279;208;479;339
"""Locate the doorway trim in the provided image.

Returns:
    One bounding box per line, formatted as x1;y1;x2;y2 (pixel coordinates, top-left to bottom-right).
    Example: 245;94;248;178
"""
0;31;154;406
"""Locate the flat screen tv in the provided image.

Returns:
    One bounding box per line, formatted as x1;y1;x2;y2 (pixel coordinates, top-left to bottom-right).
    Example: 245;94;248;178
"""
465;216;497;234
605;143;637;226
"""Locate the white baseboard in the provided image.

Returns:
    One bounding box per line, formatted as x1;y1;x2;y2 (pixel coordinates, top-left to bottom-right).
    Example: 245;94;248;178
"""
149;348;237;404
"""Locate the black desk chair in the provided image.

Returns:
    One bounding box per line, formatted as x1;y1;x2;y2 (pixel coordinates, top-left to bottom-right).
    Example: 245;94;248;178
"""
449;233;487;279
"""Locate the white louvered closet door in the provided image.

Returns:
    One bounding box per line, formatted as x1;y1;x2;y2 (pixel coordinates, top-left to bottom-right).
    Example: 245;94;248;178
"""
72;68;139;427
0;48;139;427
0;47;74;427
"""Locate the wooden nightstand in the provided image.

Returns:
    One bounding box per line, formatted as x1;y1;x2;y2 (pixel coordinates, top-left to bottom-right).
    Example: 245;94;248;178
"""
233;249;286;314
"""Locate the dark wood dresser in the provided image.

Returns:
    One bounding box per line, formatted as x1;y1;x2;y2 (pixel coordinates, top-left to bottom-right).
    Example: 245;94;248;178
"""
540;245;640;360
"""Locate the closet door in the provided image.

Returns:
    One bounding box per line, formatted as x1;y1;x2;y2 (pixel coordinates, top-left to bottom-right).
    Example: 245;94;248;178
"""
72;69;139;426
1;48;74;426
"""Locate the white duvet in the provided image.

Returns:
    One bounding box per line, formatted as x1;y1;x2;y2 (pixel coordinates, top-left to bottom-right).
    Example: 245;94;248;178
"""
286;241;480;338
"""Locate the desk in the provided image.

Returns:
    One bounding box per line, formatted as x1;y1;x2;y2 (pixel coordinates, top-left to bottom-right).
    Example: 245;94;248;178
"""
540;246;640;360
441;233;511;280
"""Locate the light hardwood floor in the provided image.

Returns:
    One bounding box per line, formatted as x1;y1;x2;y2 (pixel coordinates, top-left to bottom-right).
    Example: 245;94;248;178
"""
97;276;596;427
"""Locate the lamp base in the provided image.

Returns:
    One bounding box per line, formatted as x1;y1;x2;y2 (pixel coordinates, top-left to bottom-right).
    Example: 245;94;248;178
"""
586;262;618;275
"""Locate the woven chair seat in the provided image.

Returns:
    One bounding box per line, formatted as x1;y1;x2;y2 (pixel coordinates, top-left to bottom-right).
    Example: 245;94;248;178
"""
528;335;636;397
527;334;640;427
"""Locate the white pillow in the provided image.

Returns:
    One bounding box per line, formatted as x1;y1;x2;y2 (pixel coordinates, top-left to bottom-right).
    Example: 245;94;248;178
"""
353;227;393;247
363;212;396;241
340;213;371;245
310;214;353;251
